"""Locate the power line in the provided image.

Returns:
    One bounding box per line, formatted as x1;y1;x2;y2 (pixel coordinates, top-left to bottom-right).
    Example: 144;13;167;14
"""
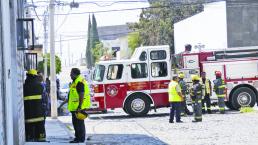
33;5;169;16
31;0;42;21
55;9;72;33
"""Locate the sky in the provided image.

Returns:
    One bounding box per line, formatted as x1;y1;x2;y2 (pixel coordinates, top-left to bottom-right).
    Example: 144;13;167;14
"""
30;0;149;67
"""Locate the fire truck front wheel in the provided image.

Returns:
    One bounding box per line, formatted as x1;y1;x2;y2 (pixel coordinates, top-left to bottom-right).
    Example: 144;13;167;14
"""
231;87;256;110
125;94;151;117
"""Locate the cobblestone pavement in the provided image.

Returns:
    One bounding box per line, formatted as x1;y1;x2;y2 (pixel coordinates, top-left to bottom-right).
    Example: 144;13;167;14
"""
59;106;258;145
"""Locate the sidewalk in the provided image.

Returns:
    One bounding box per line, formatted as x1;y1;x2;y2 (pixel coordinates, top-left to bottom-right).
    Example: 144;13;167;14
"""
25;118;85;145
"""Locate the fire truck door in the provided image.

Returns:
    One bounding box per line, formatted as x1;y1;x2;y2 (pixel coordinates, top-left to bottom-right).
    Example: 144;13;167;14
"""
104;64;127;108
149;50;171;107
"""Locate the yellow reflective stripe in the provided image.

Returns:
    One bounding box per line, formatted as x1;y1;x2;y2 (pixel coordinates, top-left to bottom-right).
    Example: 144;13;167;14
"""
219;108;225;110
198;100;202;103
218;85;226;88
218;94;226;97
24;95;42;101
25;117;44;123
195;116;202;119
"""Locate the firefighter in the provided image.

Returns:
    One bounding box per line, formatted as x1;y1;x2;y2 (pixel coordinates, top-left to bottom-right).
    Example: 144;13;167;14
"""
201;72;212;114
168;76;184;123
190;75;203;122
213;71;226;114
68;68;91;143
178;72;191;115
23;69;46;142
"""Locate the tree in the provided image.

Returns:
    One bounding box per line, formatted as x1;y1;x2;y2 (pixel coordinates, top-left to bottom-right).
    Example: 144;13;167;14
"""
92;42;104;63
86;15;93;69
90;14;100;64
129;0;203;54
86;14;100;67
38;53;62;76
128;32;141;54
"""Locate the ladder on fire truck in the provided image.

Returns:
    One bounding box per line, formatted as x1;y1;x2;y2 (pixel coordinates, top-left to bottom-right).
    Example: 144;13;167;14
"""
214;47;258;60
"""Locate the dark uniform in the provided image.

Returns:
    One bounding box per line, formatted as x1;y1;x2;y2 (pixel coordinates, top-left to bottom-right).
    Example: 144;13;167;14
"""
178;78;191;115
213;78;226;114
191;79;203;122
24;72;46;141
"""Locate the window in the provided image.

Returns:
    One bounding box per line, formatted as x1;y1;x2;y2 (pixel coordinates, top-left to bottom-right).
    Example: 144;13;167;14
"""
151;62;168;77
139;51;147;61
107;64;123;80
93;65;105;82
150;50;166;60
131;63;148;79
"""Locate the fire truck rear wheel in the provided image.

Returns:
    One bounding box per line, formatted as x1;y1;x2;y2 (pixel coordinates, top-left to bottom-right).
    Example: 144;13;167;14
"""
231;87;256;110
125;94;151;117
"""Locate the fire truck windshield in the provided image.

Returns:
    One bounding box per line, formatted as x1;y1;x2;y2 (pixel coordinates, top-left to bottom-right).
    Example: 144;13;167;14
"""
93;65;105;82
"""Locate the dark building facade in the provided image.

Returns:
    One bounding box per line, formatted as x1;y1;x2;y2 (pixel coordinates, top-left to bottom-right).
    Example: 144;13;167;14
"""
227;0;258;47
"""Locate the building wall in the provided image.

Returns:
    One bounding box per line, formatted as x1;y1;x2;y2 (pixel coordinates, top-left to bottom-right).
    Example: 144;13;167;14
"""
226;0;258;47
174;1;227;53
0;0;25;145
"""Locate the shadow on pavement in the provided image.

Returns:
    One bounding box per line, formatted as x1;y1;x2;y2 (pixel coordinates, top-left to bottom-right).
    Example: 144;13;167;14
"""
89;113;169;120
86;133;168;145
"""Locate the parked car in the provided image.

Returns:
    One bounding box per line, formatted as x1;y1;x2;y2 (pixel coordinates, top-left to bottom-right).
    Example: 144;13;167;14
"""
59;83;70;100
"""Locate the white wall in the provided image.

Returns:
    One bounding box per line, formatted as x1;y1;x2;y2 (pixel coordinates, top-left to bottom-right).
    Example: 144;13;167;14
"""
174;1;227;54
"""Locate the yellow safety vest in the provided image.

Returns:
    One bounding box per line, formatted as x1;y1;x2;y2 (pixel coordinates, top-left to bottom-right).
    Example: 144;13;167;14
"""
201;79;211;94
168;81;182;102
68;75;91;111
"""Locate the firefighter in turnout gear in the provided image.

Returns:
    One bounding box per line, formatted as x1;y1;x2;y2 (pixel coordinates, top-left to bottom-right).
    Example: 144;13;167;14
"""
178;72;191;115
190;75;203;122
23;69;46;142
168;76;184;123
68;68;91;143
201;72;212;114
213;71;226;114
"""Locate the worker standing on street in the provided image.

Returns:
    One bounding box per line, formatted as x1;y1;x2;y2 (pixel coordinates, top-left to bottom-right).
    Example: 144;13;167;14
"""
168;76;184;123
68;68;91;143
178;72;191;115
190;75;203;122
201;72;212;114
213;71;226;114
23;69;46;142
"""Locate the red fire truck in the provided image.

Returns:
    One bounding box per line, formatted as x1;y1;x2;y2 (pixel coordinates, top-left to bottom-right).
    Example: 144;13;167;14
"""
91;45;258;116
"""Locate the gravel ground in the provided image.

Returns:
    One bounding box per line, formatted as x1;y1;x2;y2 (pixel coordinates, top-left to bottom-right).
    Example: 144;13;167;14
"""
59;106;258;145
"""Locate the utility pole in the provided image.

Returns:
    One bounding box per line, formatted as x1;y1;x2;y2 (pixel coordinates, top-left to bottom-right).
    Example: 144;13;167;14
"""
60;35;62;58
49;0;57;118
68;41;70;66
43;10;48;81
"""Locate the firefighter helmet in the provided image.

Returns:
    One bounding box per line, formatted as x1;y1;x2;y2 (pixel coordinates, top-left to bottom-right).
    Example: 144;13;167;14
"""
27;69;37;76
178;72;185;78
215;71;222;77
75;110;88;120
191;75;200;81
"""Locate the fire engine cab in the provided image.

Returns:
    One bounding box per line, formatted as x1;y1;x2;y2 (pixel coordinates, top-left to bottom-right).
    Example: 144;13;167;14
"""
91;45;258;116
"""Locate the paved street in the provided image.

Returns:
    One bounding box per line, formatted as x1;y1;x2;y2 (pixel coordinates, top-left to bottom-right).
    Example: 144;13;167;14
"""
59;106;258;145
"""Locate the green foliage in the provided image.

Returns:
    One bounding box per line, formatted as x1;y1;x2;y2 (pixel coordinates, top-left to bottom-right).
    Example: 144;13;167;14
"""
92;42;104;63
130;0;203;54
128;32;141;54
38;53;62;76
86;14;100;68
